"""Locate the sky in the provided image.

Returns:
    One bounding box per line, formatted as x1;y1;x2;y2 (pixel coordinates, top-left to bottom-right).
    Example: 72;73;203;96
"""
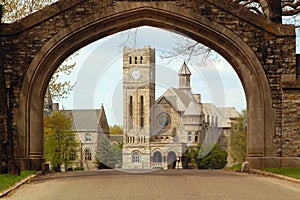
56;26;246;126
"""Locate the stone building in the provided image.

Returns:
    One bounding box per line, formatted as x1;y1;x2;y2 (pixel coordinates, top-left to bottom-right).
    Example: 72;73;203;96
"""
122;46;240;169
44;102;110;170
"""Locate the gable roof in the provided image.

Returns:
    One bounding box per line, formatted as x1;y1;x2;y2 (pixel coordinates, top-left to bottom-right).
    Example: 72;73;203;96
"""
97;104;110;134
184;101;201;116
61;109;100;132
156;87;196;112
202;103;240;128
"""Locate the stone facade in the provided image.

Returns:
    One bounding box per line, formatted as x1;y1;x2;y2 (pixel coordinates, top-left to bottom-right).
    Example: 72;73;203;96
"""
44;103;110;171
122;46;240;169
0;0;299;170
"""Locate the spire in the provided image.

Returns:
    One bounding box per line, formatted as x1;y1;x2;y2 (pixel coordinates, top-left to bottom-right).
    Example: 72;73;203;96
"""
44;88;53;112
97;104;110;135
178;61;191;75
178;62;191;89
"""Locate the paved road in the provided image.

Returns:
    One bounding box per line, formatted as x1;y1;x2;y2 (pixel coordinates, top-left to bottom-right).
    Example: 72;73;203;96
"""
3;170;300;200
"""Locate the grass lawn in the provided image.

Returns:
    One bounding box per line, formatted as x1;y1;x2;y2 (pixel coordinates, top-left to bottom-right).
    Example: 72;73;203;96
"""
262;168;300;179
226;163;242;171
0;171;36;192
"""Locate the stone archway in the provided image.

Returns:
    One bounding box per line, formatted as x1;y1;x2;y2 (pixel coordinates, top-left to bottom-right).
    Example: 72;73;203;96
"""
2;1;297;170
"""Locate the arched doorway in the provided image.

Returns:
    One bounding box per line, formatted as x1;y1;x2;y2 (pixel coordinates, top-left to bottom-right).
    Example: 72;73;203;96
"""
16;2;273;170
167;151;177;169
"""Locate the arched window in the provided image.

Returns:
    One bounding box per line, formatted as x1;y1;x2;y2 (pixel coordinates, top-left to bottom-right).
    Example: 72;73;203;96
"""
140;96;144;128
84;148;92;160
132;152;140;163
153;151;162;163
85;133;91;142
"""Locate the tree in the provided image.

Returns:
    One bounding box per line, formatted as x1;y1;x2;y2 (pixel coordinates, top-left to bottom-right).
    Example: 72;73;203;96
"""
95;135;122;169
46;53;77;101
184;145;199;169
232;0;300;23
198;144;228;169
185;143;228;169
44;111;79;172
109;124;123;135
229;109;247;163
0;0;58;23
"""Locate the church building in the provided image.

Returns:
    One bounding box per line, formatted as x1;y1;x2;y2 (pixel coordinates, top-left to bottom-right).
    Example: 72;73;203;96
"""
122;46;240;169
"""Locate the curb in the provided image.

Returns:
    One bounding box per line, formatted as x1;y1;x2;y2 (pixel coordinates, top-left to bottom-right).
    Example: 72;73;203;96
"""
0;171;41;198
250;169;300;184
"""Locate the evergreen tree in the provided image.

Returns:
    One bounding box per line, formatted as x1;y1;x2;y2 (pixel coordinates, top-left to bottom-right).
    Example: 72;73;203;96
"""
95;135;122;169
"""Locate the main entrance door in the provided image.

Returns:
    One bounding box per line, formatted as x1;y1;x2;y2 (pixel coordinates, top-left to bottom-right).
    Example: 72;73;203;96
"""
167;151;177;169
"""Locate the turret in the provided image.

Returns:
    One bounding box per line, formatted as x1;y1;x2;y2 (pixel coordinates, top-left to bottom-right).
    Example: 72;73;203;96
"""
178;62;191;90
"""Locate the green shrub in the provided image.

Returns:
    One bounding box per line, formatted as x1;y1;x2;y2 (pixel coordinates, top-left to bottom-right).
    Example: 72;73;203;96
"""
74;167;84;171
198;144;228;169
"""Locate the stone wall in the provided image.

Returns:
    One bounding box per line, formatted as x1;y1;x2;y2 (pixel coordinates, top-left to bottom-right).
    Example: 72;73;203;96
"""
0;0;299;169
0;54;8;172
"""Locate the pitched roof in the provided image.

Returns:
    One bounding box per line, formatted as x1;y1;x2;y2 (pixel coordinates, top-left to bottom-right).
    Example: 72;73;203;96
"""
156;87;196;112
217;107;241;119
184;101;201;116
202;103;240;128
98;104;110;134
61;109;100;131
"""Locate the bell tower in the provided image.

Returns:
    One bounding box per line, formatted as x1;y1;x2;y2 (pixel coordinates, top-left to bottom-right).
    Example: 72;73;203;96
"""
122;46;155;169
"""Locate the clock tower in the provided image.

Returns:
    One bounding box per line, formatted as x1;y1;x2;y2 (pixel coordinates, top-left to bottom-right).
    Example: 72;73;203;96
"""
122;46;155;169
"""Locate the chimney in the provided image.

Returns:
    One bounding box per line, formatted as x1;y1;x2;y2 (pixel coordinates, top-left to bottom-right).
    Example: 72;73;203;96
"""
52;103;59;111
194;94;201;104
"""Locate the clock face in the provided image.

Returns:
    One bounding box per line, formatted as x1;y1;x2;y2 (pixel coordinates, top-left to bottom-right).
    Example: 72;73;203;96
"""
131;70;142;80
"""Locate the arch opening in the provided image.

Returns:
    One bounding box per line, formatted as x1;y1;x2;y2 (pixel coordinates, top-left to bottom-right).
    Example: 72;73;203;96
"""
16;5;273;170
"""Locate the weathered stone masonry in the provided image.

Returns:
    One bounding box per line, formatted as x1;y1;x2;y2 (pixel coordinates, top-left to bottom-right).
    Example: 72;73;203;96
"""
0;0;299;170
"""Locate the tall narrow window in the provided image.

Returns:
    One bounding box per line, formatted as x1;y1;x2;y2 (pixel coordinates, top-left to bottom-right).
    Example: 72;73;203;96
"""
140;96;144;128
84;148;92;160
195;131;199;142
129;96;133;129
129;56;132;64
140;56;143;64
129;96;133;117
135;56;138;64
132;152;140;163
188;132;192;142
